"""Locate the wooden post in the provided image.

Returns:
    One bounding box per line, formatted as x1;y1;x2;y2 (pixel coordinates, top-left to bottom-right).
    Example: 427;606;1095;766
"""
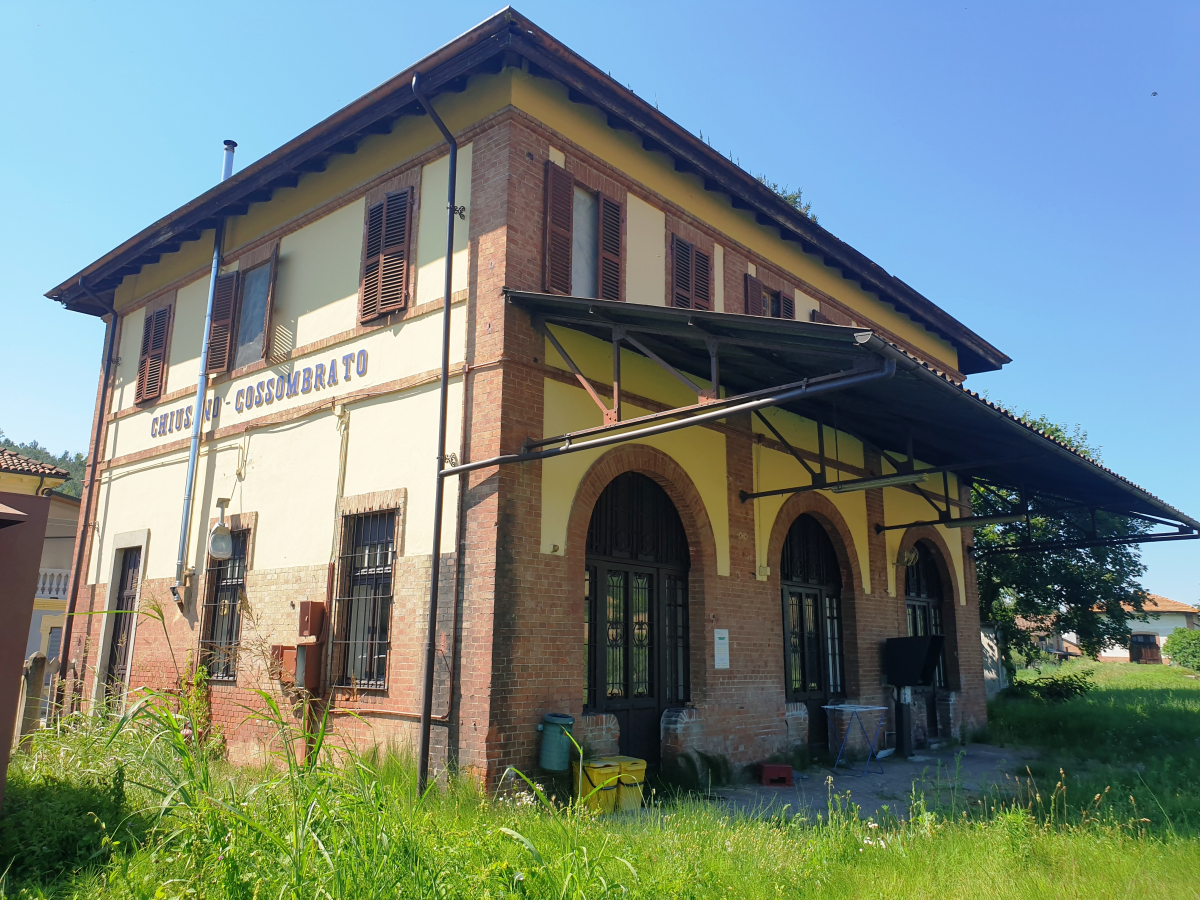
17;652;47;749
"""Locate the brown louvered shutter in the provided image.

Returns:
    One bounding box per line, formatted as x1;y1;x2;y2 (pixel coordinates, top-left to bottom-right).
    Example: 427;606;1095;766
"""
693;248;712;310
744;273;765;316
136;306;172;403
543;161;573;294
205;273;239;375
671;234;694;308
378;188;412;315
780;287;795;320
598;193;622;301
359;199;385;322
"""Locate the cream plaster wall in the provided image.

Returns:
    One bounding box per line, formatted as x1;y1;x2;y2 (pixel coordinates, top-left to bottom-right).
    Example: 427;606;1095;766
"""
106;300;468;461
273;199;366;354
415;144;473;306
625;193;666;307
165;277;211;396
540;378;730;576
91;451;190;582
111;306;146;413
340;380;463;556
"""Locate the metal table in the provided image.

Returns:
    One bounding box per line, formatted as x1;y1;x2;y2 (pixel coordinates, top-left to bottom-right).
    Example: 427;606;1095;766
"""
822;704;887;777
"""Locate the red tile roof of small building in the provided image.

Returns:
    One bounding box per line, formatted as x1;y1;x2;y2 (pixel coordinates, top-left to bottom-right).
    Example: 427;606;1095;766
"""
0;448;71;480
1132;594;1199;615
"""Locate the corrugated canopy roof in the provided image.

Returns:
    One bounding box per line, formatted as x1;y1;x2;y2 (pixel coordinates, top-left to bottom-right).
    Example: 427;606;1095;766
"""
507;291;1198;530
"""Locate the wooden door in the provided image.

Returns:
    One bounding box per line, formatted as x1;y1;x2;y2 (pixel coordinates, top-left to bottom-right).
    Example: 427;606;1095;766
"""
105;547;141;694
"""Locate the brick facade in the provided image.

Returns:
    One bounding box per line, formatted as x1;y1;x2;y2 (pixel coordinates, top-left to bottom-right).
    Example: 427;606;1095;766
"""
70;107;988;784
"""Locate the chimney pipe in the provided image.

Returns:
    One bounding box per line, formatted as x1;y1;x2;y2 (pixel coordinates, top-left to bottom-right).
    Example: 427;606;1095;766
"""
169;140;237;607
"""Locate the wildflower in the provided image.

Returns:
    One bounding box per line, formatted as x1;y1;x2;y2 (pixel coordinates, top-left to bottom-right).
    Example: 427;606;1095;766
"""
725;840;732;852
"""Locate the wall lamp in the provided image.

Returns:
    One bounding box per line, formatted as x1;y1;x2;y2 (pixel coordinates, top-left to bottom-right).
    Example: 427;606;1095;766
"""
829;472;929;493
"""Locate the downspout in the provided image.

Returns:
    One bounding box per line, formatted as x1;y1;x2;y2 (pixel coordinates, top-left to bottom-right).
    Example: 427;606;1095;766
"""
56;279;119;696
411;72;456;796
170;140;237;607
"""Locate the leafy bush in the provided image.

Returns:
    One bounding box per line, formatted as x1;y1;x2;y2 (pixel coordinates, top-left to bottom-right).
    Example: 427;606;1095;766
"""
1006;669;1094;703
1163;627;1200;671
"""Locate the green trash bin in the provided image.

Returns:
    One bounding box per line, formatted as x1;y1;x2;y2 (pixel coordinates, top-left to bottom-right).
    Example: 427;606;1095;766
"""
538;713;574;772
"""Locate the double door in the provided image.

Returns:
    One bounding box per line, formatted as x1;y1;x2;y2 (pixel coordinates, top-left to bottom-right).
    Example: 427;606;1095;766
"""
586;560;688;764
781;584;844;746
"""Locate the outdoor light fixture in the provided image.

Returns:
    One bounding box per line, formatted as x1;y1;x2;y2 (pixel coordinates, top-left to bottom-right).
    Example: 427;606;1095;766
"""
829;472;929;493
208;498;233;560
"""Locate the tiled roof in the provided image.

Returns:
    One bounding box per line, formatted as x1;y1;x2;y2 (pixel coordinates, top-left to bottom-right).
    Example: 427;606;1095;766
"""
0;448;71;480
1130;593;1198;616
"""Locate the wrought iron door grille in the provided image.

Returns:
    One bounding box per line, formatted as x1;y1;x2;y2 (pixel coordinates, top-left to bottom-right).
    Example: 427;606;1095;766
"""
333;511;395;688
200;531;248;681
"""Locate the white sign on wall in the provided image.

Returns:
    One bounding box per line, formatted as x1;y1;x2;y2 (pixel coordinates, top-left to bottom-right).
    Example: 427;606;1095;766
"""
713;629;730;670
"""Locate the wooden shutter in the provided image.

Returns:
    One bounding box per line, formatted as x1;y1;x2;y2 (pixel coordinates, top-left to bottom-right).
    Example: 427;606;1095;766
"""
543;161;573;294
780;286;795;320
744;273;765;316
693;248;712;310
135;306;172;403
598;193;622;301
360;188;412;323
671;234;693;308
205;273;239;375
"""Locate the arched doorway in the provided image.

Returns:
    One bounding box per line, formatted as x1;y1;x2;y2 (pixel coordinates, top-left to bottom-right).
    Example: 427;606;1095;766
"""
585;472;690;763
779;514;844;745
904;541;946;737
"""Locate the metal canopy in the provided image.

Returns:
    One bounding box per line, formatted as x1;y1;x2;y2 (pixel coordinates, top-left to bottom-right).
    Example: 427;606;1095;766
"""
505;291;1199;532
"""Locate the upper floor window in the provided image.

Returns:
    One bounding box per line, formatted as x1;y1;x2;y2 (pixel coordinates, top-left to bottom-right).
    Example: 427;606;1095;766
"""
744;274;795;319
359;188;413;323
543;161;621;301
135;303;173;403
670;234;712;310
206;245;279;375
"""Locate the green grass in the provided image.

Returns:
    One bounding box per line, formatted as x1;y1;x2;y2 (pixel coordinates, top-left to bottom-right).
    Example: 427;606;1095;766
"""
1;672;1198;899
989;659;1200;832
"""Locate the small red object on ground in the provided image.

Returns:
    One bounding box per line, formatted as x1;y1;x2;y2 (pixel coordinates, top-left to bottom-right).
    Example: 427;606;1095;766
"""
759;763;793;786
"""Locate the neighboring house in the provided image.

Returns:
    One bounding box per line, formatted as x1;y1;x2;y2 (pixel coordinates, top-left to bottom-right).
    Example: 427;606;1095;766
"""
43;10;1197;782
1098;595;1199;664
28;491;80;713
0;449;68;804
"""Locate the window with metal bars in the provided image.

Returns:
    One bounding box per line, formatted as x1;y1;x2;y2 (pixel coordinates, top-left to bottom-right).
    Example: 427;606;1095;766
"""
333;511;395;688
201;531;248;681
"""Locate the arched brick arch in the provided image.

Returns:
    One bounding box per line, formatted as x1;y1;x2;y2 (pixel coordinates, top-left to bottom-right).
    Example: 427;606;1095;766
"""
765;492;864;698
894;525;962;689
564;443;719;700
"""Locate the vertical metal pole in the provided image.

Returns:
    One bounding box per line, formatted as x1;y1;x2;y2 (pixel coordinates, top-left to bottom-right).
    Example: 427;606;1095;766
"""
412;74;456;795
170;140;237;605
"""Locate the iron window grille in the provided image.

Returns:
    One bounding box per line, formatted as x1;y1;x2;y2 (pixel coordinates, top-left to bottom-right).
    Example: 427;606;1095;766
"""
333;511;395;688
201;531;248;681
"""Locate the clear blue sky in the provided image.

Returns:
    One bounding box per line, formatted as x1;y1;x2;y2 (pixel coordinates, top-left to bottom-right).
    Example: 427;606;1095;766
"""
2;2;1196;600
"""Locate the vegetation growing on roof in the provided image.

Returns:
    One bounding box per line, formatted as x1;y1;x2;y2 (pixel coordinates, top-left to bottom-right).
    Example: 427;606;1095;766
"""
756;175;818;223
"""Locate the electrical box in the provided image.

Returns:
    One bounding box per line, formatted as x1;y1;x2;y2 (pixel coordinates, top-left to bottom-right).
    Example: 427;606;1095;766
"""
270;644;321;692
298;600;325;638
883;636;945;687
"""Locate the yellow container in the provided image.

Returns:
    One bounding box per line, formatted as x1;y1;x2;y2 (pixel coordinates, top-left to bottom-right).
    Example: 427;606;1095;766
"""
602;756;647;811
571;759;620;812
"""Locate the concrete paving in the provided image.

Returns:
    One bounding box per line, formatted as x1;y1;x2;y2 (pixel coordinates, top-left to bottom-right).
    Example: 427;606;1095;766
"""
711;743;1039;821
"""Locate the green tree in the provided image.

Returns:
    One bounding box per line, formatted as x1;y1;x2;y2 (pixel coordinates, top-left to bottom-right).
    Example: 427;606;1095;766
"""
0;428;86;497
756;175;817;223
973;413;1148;661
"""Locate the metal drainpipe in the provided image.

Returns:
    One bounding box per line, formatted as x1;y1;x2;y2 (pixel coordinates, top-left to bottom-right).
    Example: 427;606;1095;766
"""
56;279;119;695
170;140;237;607
411;72;457;796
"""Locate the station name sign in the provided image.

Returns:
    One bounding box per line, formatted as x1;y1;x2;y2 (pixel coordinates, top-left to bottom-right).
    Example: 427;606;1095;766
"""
150;348;369;440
